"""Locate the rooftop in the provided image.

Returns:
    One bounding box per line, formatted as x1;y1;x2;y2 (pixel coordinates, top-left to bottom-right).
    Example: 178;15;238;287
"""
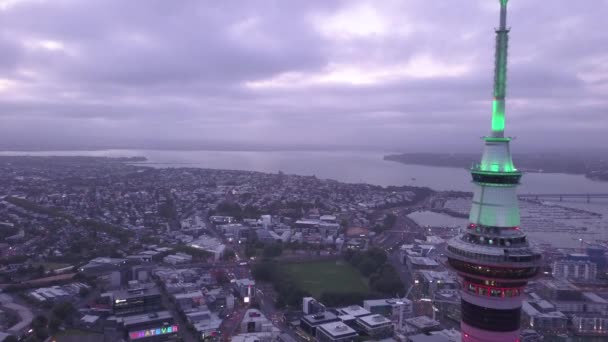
113;285;160;300
318;321;358;338
338;305;371;317
174;291;203;300
358;314;391;327
540;279;579;291
364;298;412;307
121;310;173;327
235;278;255;287
418;270;456;282
232;332;277;342
81;315;100;324
408;257;439;267
242;309;269;324
405;316;441;330
583;292;608;304
407;334;451;342
302;312;338;324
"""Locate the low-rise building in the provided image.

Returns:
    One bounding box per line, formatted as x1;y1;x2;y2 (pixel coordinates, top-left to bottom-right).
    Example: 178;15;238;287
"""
188;309;222;339
300;312;340;338
234;278;256;302
553;259;597;281
303;297;326;315
572;315;608;337
521;301;567;335
189;236;226;260
336;305;371;318
356;314;393;340
519;329;543;342
363;298;413;321
241;309;275;333
173;291;204;310
79;257;127;275
404;316;441;335
111;285;162;316
163;252;193;265
406;256;440;273
120;311;178;341
316;322;358;342
415;271;458;297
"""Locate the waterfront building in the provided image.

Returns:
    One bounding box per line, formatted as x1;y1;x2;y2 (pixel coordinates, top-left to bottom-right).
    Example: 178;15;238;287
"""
552;259;597;281
572;315;608;337
521;301;567;335
446;1;542;341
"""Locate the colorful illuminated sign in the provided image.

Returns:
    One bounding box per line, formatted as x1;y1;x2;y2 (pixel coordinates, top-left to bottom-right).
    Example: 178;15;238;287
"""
129;325;179;340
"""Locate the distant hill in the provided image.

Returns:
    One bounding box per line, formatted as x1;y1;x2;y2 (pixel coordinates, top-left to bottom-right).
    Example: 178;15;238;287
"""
384;153;608;181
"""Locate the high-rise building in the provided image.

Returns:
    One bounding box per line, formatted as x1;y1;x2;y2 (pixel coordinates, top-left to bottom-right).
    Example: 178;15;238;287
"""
446;1;542;341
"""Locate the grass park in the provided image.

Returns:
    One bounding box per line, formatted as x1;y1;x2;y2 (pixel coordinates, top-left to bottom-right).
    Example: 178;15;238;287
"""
280;260;370;298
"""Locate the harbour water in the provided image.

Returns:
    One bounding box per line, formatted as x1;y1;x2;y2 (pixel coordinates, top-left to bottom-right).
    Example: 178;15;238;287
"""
2;149;608;194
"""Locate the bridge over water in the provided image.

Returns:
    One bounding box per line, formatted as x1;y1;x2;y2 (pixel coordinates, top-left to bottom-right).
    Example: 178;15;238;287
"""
518;193;608;203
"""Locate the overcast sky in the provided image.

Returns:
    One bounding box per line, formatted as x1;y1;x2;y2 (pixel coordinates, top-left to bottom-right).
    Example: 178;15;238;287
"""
0;0;606;152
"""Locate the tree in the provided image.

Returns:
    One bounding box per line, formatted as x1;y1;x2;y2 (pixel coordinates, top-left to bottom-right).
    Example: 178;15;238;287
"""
52;302;76;320
31;315;47;330
252;261;276;282
275;296;286;309
222;249;236;261
31;315;49;340
49;316;62;334
320;292;377;307
79;286;91;297
262;244;282;258
213;269;231;285
36;265;45;277
245;244;257;258
369;265;404;295
358;259;377;277
366;247;388;266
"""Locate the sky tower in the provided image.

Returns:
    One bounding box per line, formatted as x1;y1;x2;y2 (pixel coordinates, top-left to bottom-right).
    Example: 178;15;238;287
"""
446;1;542;341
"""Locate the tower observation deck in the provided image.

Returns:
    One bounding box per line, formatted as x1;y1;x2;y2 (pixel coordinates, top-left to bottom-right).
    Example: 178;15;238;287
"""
446;1;542;341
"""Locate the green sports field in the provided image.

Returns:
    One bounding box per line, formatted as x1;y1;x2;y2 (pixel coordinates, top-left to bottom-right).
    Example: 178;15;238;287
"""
281;260;370;298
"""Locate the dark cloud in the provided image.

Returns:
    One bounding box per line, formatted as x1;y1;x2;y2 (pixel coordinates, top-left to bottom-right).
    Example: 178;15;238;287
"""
0;0;606;151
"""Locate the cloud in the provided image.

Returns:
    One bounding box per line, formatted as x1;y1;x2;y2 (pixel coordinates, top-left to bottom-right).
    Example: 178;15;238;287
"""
0;0;606;151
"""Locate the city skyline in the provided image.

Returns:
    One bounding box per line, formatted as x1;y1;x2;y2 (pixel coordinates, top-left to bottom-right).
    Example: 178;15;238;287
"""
0;0;606;151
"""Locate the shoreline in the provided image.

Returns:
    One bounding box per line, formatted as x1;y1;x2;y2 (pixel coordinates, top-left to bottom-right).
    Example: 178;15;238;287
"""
384;154;608;183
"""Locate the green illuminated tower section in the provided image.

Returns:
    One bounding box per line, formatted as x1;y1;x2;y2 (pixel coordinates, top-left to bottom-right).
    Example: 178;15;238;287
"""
492;0;509;137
